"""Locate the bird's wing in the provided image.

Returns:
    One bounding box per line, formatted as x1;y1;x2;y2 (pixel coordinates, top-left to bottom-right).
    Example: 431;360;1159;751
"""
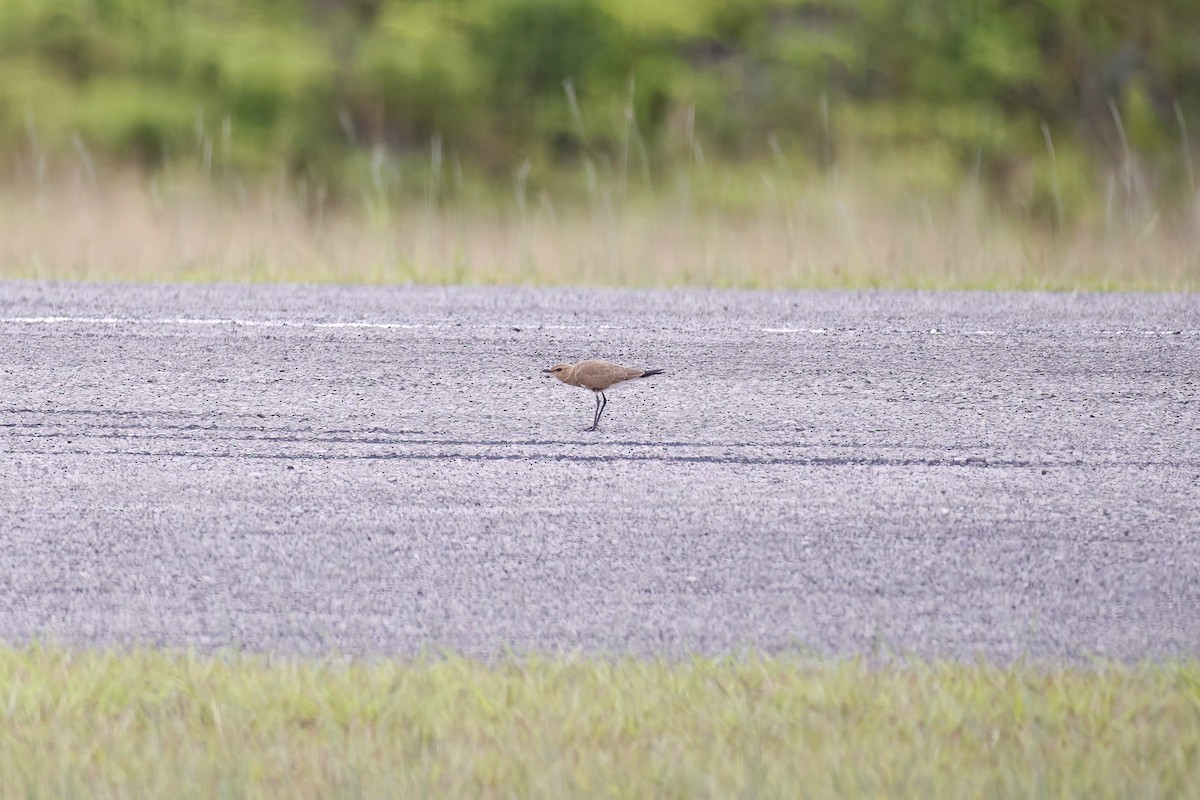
613;364;645;382
576;360;642;390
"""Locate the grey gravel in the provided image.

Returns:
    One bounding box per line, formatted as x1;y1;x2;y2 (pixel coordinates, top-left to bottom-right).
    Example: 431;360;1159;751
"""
1;281;1198;661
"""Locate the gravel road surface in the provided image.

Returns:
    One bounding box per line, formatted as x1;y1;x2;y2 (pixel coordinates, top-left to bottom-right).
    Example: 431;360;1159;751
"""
2;282;1198;660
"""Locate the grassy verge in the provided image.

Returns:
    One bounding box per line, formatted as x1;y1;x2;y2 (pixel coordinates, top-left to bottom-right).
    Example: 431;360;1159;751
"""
1;646;1197;798
2;166;1197;291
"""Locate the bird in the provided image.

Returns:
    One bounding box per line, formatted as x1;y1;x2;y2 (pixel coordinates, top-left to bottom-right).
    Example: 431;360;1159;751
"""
543;359;664;431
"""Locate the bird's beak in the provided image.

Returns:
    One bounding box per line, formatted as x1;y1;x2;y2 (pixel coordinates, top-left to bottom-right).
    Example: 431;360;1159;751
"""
542;369;552;375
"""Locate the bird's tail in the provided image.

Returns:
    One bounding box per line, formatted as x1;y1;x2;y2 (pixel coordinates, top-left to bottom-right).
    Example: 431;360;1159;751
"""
641;368;665;378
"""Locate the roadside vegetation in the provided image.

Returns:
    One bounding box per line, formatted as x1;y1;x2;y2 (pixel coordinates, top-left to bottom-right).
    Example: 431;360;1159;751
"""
1;0;1198;289
4;162;1197;290
1;646;1197;798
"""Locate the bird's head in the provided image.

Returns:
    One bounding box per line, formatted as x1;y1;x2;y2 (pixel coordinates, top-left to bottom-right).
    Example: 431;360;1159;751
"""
543;363;573;382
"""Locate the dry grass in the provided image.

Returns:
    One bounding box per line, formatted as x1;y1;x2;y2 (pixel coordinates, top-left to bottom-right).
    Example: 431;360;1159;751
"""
1;646;1197;799
2;168;1197;290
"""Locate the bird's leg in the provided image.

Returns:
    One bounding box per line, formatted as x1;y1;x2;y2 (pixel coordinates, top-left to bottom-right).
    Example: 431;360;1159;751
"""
587;392;602;431
599;392;608;425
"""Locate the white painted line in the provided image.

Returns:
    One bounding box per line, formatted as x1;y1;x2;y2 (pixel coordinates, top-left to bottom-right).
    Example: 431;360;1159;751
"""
762;327;827;333
761;326;1200;337
539;324;624;330
4;316;1196;336
0;316;625;331
0;315;439;330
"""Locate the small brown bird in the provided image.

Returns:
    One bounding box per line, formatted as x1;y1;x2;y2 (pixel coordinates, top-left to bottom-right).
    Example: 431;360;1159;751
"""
543;359;665;431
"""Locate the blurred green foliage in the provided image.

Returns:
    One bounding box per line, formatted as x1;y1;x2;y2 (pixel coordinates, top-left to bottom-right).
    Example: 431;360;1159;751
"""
1;0;1198;208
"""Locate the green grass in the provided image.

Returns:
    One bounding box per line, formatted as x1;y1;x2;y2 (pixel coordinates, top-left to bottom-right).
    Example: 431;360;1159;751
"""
1;646;1197;798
